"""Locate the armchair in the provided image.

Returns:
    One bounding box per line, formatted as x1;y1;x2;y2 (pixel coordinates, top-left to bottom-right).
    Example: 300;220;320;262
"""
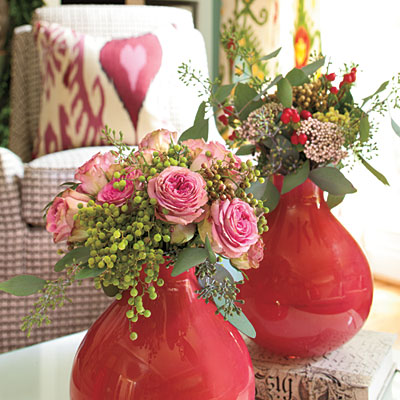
0;4;216;353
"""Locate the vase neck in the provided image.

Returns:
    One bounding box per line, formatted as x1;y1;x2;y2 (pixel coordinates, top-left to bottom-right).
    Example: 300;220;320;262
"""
273;176;324;207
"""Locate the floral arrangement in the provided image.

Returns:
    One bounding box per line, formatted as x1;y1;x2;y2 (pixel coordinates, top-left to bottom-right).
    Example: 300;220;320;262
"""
179;46;400;210
0;129;268;339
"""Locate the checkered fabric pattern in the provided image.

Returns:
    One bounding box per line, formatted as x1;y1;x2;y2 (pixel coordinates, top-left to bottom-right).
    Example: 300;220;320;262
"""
3;4;209;353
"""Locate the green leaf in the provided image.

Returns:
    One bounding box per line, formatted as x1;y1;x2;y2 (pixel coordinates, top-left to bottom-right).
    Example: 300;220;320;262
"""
0;275;46;296
179;102;209;142
172;247;208;277
205;235;217;264
327;193;345;209
286;68;309;86
281;160;310;194
276;77;292;108
55;247;90;272
235;144;256;156
247;179;280;212
359;115;370;143
258;47;281;62
359;156;389;185
213;296;256;338
234;83;264;120
391;117;400;138
179;119;209;142
214;84;235;103
301;57;326;76
309;167;357;195
75;266;106;280
361;81;389;107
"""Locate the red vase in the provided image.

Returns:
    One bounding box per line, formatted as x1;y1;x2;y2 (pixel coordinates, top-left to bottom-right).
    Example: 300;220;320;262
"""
70;267;255;400
240;177;373;357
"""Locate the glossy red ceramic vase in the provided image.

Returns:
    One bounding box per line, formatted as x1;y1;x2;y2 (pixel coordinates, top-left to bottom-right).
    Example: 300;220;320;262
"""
240;177;373;357
70;267;255;400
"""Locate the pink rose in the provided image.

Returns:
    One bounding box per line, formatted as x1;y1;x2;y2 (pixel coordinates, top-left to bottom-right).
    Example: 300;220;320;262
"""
182;138;206;159
132;148;156;165
190;141;242;172
139;129;178;153
198;198;259;259
46;189;91;243
97;169;143;207
231;239;264;270
147;166;208;225
75;152;116;195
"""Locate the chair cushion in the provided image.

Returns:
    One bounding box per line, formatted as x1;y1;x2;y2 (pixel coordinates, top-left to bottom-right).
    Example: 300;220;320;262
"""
22;146;116;227
32;20;209;158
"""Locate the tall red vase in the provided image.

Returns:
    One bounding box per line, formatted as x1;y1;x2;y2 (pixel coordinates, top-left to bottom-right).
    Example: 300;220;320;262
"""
70;267;255;400
240;177;373;357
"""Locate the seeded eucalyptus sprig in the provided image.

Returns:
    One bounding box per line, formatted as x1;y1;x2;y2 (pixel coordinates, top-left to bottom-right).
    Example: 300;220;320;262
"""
21;271;75;337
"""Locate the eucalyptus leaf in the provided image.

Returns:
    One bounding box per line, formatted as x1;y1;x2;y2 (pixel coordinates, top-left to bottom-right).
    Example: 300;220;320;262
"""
179;102;209;142
359;115;370;143
246;179;280;212
359;156;389;185
179;119;209;142
214;84;235;103
361;81;389;107
213;296;256;338
172;247;208;277
281;160;310;194
327;193;345;209
205;235;217;264
0;275;46;296
258;47;281;62
301;57;326;76
309;167;357;195
234;83;263;120
276;77;292;108
235;144;256;156
286;68;309;86
75;266;106;280
194;101;206;122
54;247;90;272
391;117;400;138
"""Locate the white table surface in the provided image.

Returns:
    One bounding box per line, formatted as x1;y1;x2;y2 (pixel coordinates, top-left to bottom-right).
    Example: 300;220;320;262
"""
0;331;399;400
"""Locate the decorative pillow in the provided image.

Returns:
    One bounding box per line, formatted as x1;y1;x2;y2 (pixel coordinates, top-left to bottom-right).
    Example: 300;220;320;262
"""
32;21;209;158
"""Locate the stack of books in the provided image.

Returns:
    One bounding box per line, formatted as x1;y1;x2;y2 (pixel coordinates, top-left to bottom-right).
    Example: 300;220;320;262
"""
245;330;398;400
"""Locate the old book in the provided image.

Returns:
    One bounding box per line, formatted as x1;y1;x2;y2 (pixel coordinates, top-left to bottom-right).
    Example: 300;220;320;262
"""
246;330;397;400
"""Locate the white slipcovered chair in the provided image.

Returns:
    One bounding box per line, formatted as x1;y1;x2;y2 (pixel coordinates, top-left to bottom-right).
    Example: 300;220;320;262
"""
0;4;216;353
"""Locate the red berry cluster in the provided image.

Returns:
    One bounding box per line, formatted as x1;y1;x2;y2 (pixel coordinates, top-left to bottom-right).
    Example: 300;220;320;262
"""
325;68;357;95
280;108;300;124
218;105;235;126
289;109;312;145
339;67;357;89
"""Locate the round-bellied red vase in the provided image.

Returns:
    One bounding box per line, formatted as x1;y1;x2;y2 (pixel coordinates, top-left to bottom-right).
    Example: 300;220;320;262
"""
240;177;373;357
70;267;255;400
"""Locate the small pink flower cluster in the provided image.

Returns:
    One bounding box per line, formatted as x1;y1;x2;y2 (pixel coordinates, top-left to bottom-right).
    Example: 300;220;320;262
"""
46;129;265;270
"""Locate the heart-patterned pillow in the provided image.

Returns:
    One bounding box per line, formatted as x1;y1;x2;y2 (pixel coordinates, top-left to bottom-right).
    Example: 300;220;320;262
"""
33;21;187;158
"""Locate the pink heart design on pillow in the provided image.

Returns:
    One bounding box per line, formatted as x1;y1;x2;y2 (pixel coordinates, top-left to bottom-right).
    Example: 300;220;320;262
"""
99;34;162;142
